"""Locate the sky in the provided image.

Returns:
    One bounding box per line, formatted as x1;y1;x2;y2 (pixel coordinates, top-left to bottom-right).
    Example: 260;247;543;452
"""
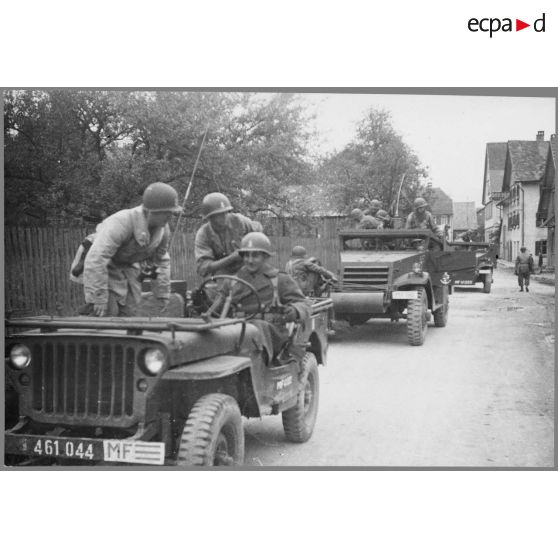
295;93;556;206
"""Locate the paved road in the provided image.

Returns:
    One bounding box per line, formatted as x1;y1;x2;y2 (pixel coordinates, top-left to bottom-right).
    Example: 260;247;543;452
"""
244;267;555;467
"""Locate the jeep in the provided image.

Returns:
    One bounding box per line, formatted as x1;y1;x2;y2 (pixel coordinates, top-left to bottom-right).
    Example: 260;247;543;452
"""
330;229;476;345
5;278;332;467
446;241;497;293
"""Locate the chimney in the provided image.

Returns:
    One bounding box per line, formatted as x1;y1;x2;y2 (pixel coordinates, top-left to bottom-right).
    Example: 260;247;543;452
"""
536;131;545;141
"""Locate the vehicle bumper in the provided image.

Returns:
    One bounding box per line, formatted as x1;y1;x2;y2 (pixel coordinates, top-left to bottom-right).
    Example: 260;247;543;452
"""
330;292;385;314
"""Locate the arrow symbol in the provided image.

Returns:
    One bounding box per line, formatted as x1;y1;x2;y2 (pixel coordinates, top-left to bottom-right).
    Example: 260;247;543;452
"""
516;19;530;31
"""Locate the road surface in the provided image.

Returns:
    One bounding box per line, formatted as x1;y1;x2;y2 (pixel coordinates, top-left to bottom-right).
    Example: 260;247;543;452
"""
244;267;554;467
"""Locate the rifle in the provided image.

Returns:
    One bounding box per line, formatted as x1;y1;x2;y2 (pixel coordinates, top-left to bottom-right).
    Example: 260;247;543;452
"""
170;125;209;248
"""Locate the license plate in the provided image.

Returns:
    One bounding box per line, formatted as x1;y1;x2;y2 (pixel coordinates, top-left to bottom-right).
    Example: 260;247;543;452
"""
478;269;491;274
392;290;418;299
454;280;474;285
6;434;165;465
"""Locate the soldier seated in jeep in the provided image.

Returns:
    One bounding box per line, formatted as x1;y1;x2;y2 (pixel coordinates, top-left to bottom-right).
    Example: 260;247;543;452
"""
205;232;312;364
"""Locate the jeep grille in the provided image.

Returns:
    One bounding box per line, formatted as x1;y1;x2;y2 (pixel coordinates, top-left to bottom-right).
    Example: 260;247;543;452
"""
342;266;389;290
31;340;135;421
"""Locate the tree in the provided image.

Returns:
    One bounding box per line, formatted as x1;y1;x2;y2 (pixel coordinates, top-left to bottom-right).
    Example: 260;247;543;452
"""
318;108;428;216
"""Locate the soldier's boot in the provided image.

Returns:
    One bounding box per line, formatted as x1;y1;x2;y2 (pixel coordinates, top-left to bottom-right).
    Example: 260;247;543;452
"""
526;287;529;292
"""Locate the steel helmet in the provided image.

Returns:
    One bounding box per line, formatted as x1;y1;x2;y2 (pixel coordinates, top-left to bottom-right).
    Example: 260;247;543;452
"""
413;197;428;210
142;182;182;213
376;210;390;222
350;208;363;220
291;245;307;258
370;199;382;210
239;232;274;256
201;192;233;219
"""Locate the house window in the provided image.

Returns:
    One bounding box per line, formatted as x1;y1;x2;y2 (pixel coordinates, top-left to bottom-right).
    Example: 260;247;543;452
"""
535;240;547;256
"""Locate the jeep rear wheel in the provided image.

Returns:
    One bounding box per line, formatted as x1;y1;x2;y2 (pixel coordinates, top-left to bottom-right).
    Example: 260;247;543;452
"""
282;353;319;443
483;272;492;293
177;394;244;466
406;287;428;345
433;285;449;327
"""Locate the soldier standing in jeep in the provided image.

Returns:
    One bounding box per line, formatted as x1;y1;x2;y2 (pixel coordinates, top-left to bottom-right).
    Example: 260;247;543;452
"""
194;192;262;279
405;197;443;239
79;182;182;317
285;245;338;296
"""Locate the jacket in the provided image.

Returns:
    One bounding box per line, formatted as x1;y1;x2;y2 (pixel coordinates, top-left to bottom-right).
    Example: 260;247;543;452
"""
405;210;443;238
515;252;534;274
83;206;171;305
194;212;262;277
285;257;335;295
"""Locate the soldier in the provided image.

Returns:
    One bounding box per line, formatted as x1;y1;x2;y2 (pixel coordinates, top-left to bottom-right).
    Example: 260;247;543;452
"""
350;208;381;229
405;197;443;239
365;198;382;218
80;182;181;317
217;232;311;363
194;192;262;278
375;209;392;229
515;247;534;292
285;245;338;296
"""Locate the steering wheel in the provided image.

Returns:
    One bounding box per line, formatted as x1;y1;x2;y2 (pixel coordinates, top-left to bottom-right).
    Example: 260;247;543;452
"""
198;274;264;320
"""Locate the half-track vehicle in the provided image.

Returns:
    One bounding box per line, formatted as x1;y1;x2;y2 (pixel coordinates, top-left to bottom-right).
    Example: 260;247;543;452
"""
446;241;497;293
330;229;476;345
5;277;332;467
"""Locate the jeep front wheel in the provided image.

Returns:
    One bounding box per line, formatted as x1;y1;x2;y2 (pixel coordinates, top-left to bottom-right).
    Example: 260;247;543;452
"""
282;353;319;443
406;287;428;345
483;271;492;293
177;393;244;466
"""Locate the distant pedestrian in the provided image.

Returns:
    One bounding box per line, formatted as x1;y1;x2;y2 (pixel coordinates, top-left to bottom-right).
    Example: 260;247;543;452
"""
515;247;534;292
538;251;544;272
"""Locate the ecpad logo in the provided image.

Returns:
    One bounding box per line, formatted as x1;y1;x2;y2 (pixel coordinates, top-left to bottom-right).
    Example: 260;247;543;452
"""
468;13;546;37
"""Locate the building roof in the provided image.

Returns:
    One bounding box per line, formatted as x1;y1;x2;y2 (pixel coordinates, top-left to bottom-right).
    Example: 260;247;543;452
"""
426;187;453;215
507;140;549;183
453;201;478;230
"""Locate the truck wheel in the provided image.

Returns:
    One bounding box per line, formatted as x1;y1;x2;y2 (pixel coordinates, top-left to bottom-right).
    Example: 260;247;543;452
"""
177;394;244;466
483;272;492;293
433;286;449;327
282;353;319;443
406;287;428;346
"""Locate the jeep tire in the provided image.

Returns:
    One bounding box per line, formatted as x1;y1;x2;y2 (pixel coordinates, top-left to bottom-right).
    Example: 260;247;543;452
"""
433;285;449;327
406;287;428;345
483;271;492;293
282;353;319;443
177;393;244;466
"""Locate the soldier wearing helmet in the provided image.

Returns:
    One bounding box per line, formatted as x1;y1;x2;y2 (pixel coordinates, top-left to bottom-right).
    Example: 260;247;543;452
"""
285;245;338;296
80;182;181;317
375;209;392;229
194;192;262;278
217;232;311;362
350;208;381;230
365;199;383;218
405;197;443;239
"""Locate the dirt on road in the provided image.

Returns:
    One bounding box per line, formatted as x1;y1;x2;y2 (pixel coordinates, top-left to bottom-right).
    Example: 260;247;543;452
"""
244;267;555;467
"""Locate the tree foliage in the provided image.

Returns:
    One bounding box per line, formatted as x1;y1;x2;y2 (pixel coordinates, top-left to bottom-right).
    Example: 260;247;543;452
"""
4;91;315;226
317;108;428;216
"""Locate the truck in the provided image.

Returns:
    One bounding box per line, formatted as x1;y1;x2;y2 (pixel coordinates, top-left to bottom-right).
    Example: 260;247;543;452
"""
446;241;497;293
5;278;332;467
330;229;476;345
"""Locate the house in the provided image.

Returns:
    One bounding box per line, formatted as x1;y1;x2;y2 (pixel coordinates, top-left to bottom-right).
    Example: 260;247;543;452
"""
536;133;557;269
481;142;507;243
452;201;478;240
425;187;453;238
476;206;485;241
498;131;549;261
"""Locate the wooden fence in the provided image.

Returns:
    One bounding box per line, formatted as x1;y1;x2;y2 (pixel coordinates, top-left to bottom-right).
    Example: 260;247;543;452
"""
4;227;341;316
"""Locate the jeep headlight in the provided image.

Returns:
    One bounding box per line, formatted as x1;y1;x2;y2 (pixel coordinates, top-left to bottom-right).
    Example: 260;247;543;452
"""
9;344;32;369
412;262;423;275
143;348;166;375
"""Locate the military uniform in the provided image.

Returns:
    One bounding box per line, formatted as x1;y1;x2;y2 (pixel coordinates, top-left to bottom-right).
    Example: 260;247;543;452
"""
515;251;534;291
405;210;443;238
222;262;311;362
82;206;171;316
285;257;336;296
195;213;262;277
